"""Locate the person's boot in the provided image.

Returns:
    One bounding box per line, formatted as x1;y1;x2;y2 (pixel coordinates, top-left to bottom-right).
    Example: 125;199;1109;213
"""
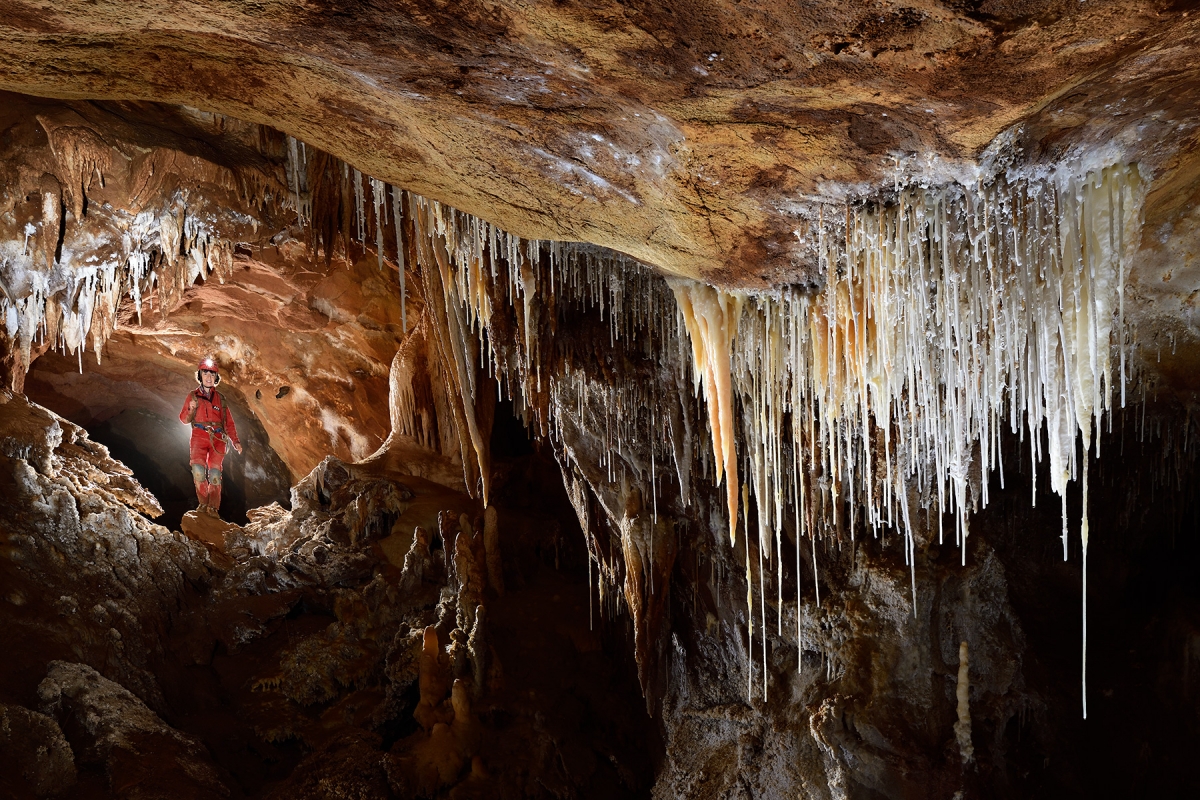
195;481;210;511
207;484;222;517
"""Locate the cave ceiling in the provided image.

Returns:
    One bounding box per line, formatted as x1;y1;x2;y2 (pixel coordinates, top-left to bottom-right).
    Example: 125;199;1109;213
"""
1;0;1199;287
1;0;1199;455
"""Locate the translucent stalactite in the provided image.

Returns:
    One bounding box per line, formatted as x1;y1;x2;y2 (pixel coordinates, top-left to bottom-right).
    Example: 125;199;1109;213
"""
370;177;387;271
669;280;744;548
391;186;408;333
353;167;366;244
285;135;311;224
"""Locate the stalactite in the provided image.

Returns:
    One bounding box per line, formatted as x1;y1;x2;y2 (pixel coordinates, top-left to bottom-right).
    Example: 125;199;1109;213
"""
392;186;408;333
365;160;1143;708
1;191;230;375
669;280;744;548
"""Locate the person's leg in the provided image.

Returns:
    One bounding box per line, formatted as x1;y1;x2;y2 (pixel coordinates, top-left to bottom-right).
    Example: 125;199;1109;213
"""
190;431;213;510
206;446;227;514
191;462;210;509
207;467;223;514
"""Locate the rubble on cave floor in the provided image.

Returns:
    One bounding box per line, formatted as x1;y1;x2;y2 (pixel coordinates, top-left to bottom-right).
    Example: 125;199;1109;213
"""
0;392;654;798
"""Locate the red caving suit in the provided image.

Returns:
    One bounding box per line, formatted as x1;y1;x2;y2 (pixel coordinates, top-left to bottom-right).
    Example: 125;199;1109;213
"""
180;387;241;509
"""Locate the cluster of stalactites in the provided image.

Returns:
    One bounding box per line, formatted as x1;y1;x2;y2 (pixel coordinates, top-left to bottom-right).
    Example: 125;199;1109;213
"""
3;126;1144;578
1;198;235;377
284;135;415;331
663;164;1143;705
386;184;690;506
709;164;1142;575
0;128;411;383
0;115;308;382
375;157;1142;600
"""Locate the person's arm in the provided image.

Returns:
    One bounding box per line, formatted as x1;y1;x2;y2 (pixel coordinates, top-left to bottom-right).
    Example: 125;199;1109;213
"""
180;392;198;424
223;401;243;454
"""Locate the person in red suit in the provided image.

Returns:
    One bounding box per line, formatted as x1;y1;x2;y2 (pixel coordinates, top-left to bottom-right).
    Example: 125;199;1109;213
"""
180;357;242;515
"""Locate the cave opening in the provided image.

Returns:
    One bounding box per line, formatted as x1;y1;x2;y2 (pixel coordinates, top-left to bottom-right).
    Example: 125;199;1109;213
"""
20;348;293;531
490;397;536;461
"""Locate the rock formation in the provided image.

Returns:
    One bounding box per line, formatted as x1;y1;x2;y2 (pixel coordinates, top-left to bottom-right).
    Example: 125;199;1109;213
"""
0;389;654;796
1;2;1200;798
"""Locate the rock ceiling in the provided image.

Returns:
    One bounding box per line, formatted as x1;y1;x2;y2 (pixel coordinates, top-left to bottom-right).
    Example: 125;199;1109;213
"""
2;0;1199;288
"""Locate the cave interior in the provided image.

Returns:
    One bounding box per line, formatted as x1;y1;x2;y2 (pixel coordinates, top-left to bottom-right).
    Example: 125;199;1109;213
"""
2;2;1200;799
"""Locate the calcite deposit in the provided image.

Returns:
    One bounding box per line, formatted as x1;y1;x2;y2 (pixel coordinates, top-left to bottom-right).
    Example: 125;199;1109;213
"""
1;1;1200;799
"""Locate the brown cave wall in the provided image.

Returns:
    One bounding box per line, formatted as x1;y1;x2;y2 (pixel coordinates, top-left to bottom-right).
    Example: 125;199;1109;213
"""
2;2;1200;284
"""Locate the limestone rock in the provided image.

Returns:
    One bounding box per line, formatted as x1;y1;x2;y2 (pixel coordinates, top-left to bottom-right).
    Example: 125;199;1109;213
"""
0;703;76;798
180;510;241;552
37;661;230;798
2;3;1198;284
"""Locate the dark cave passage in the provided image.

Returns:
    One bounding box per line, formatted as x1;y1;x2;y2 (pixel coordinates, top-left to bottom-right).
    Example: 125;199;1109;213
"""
90;407;247;529
22;349;292;531
981;417;1200;799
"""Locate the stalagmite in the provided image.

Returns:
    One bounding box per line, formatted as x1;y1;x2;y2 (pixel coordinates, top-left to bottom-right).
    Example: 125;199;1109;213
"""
483;506;504;597
954;641;973;763
415;626;448;731
454;518;484;632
